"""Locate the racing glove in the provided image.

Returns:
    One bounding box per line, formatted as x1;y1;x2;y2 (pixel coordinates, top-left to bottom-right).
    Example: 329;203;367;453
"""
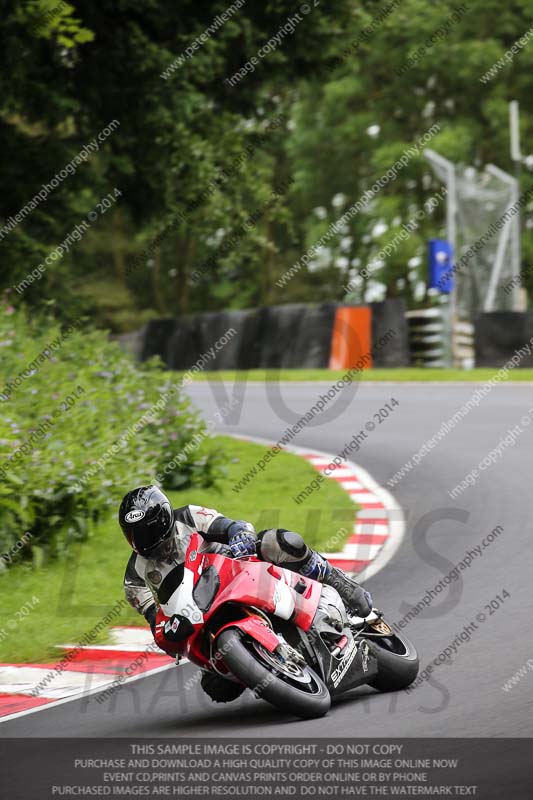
162;613;195;642
227;520;257;558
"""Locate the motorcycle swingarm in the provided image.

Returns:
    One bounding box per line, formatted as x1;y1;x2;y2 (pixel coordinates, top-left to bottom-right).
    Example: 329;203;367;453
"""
307;634;379;695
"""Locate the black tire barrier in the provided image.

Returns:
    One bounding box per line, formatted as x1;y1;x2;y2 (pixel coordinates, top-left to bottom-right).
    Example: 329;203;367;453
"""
140;318;176;363
167;310;248;371
166;315;205;370
120;299;410;370
258;303;337;369
370;298;410;367
475;312;533;367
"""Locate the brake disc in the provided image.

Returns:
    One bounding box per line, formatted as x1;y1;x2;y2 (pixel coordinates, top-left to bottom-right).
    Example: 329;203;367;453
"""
251;642;312;684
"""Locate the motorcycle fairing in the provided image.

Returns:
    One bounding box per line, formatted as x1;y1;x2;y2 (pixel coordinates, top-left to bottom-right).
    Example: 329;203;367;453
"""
154;533;322;666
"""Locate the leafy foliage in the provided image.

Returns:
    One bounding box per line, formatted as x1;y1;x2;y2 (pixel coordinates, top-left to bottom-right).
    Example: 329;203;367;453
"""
0;303;221;565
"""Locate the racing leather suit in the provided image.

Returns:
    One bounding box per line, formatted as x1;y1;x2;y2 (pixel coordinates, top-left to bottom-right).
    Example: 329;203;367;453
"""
124;504;370;625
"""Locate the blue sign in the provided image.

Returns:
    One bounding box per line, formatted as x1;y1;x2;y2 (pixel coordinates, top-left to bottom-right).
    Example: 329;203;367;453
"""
428;239;454;293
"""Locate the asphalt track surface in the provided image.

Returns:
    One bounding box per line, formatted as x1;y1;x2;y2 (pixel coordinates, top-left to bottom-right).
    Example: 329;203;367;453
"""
2;380;533;738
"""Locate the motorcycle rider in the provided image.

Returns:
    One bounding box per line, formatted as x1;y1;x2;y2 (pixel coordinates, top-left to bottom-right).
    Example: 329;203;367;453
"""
120;485;372;703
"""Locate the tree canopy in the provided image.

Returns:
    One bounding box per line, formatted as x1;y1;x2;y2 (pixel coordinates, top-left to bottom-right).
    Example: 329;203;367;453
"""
2;0;532;328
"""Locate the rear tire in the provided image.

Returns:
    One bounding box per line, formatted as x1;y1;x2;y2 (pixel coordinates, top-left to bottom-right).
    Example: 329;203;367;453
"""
365;632;419;692
217;628;331;719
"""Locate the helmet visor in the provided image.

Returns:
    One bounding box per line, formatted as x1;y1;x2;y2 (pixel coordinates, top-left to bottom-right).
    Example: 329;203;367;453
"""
126;501;173;556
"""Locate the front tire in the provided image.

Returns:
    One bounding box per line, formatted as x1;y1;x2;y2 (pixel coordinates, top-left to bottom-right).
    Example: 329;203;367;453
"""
217;628;331;719
365;631;419;692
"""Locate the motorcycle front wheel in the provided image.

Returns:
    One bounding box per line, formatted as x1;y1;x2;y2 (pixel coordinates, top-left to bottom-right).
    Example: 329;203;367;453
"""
216;628;331;719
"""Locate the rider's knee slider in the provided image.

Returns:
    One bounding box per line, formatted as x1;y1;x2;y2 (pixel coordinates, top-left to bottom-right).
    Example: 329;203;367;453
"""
277;529;307;559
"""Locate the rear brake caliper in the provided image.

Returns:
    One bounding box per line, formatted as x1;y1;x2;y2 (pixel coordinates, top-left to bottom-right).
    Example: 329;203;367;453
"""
368;615;392;635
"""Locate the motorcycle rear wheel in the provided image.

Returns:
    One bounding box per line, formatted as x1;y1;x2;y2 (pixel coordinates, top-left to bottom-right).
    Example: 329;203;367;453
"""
217;628;331;719
364;631;419;692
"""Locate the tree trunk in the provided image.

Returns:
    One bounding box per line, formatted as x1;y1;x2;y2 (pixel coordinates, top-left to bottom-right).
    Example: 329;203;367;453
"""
112;210;126;284
153;244;167;313
176;236;194;313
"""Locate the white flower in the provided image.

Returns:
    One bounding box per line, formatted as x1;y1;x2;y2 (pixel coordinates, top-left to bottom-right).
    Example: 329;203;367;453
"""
334;256;349;269
417;283;430;300
364;281;386;302
340;236;353;252
347;273;362;287
372;222;388;238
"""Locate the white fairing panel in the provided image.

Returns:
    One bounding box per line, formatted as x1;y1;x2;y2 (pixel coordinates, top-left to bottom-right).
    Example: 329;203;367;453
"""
272;576;296;620
160;566;204;625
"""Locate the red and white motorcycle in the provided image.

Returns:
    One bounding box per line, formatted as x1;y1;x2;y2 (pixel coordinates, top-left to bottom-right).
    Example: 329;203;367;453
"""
155;533;419;719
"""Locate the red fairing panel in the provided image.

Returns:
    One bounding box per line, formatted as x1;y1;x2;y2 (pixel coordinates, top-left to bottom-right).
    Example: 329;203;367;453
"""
216;616;281;653
290;577;322;631
207;558;321;628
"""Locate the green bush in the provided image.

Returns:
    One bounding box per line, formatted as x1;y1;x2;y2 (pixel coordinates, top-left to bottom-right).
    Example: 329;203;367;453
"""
0;302;222;566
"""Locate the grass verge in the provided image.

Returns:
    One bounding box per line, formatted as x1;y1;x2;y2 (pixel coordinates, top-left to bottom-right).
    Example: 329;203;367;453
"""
0;435;355;663
186;368;533;382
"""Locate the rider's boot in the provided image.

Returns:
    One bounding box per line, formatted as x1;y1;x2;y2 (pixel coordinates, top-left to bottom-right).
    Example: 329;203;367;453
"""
201;671;245;703
300;550;373;618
